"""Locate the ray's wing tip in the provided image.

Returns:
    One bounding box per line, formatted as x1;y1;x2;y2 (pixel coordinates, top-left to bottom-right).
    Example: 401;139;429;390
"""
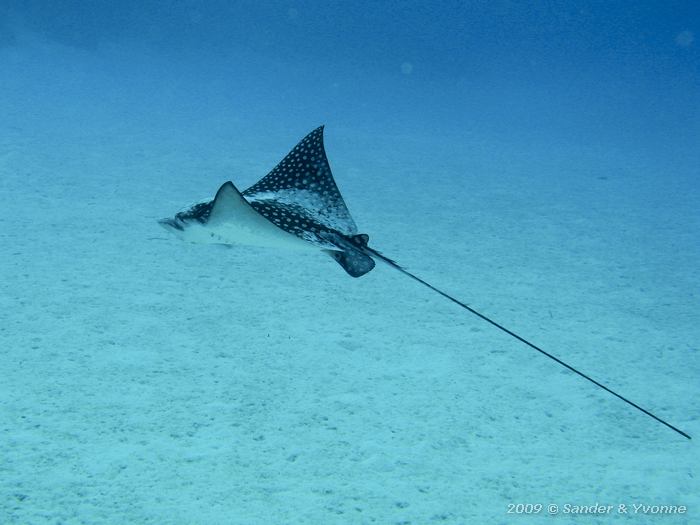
302;125;326;146
216;180;234;192
214;180;244;202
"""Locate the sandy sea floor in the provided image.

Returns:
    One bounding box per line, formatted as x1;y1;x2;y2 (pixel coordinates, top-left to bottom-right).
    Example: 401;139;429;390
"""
1;42;699;524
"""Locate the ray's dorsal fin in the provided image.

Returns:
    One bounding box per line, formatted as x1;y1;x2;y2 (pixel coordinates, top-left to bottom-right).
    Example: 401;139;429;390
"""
242;126;358;235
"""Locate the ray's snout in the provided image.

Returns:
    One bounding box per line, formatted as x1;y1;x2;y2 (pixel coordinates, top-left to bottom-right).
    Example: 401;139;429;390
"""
158;217;184;232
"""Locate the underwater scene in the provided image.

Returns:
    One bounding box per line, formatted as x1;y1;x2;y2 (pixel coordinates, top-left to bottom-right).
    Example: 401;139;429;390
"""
1;1;698;523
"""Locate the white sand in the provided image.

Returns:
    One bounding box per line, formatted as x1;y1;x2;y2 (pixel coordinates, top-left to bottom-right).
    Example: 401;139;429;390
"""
1;41;698;524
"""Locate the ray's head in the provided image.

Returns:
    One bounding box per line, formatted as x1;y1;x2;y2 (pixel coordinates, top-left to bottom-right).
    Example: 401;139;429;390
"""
157;216;185;234
158;200;213;240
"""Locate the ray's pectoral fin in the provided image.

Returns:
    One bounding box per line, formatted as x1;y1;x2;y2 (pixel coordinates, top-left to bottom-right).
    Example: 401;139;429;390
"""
208;181;313;249
208;181;260;225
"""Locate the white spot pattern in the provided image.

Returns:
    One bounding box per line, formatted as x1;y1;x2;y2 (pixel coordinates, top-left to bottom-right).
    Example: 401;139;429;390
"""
242;126;358;236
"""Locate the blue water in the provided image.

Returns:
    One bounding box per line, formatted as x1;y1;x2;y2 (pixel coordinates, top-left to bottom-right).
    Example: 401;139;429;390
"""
1;2;698;524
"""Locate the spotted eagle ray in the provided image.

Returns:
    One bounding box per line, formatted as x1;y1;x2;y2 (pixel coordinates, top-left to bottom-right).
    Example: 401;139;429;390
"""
159;126;690;440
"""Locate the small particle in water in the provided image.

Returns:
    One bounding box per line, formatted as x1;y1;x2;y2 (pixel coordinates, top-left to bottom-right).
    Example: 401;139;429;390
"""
675;30;694;47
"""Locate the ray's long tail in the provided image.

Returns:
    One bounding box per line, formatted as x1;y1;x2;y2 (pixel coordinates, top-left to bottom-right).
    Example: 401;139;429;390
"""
363;246;691;440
